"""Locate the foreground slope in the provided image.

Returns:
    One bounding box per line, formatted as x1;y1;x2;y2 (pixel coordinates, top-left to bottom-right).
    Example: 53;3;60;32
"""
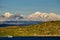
0;21;60;36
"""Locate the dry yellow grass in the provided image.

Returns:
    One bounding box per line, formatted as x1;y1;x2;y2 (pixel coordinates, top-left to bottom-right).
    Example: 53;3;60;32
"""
0;21;60;36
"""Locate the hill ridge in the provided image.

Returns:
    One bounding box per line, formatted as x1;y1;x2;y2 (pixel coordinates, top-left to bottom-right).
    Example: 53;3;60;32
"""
0;21;60;36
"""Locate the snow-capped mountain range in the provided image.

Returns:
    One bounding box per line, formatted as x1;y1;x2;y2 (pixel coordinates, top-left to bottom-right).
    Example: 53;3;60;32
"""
0;12;60;21
25;12;60;21
0;12;24;21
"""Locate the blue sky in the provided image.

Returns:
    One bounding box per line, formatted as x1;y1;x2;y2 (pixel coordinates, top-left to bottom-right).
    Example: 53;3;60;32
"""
0;0;60;15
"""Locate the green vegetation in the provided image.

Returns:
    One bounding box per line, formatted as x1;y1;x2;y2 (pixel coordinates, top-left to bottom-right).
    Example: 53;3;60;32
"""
0;21;60;36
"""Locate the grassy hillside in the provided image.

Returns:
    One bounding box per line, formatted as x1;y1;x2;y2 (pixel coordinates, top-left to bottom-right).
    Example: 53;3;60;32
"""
0;21;60;36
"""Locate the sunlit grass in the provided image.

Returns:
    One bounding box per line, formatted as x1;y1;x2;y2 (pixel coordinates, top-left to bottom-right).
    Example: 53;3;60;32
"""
0;21;60;36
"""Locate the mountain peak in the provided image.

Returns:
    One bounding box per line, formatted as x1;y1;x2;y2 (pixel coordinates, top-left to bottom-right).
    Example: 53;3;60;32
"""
34;11;41;15
25;12;60;21
4;12;12;18
0;12;60;21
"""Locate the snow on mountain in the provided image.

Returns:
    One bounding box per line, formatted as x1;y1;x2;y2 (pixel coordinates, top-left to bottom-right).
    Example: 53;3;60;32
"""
25;12;60;21
9;14;24;19
3;12;12;18
25;12;48;20
0;12;24;21
0;12;60;21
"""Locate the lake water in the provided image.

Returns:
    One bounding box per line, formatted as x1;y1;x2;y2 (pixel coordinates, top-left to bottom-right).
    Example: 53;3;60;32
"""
0;37;60;40
0;21;43;27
